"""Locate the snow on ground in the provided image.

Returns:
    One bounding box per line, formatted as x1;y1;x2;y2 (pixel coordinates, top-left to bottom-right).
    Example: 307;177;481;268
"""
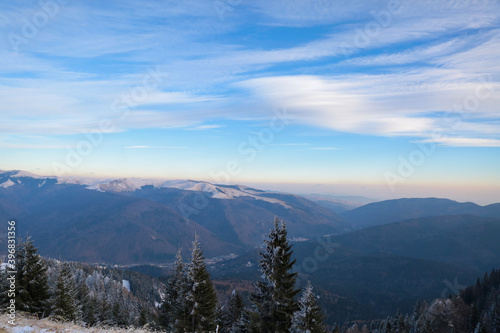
0;169;292;208
0;314;153;333
86;178;292;208
11;171;52;179
0;179;15;188
122;280;130;292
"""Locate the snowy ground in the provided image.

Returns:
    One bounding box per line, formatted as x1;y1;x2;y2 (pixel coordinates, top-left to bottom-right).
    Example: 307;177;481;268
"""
0;315;153;333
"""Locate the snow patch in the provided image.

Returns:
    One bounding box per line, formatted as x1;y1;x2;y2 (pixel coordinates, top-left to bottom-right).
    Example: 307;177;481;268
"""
2;170;293;208
0;179;15;188
12;326;35;333
12;171;52;179
122;279;130;292
159;180;292;208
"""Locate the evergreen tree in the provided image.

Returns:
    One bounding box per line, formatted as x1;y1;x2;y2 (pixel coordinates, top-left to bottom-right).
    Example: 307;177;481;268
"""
474;321;487;333
0;268;11;310
77;280;96;325
138;308;148;327
16;237;50;317
228;290;248;333
160;249;190;332
291;281;327;333
52;263;80;321
250;217;300;333
215;304;231;332
186;234;218;333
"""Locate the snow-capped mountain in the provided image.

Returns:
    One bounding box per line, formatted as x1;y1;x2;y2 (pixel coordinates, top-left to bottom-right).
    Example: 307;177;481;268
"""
90;178;292;208
0;170;348;264
0;171;291;207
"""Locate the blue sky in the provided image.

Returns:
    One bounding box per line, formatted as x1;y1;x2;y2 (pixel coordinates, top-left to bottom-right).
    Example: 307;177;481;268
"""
1;0;500;203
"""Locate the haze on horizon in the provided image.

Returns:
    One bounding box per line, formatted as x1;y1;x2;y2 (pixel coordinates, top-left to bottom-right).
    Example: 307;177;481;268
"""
1;0;499;204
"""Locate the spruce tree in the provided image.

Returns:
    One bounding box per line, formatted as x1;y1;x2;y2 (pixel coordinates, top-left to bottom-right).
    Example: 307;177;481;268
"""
52;263;80;321
228;290;247;333
0;268;11;309
160;249;190;332
215;304;231;332
186;234;218;333
77;281;96;326
291;281;327;333
16;237;50;317
250;217;300;333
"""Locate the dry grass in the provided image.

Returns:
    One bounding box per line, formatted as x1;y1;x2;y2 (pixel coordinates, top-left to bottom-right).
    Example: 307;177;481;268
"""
0;314;156;333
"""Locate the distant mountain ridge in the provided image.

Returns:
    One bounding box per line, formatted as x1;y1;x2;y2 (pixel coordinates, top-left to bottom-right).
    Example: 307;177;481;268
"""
213;213;500;323
341;197;500;229
0;170;348;264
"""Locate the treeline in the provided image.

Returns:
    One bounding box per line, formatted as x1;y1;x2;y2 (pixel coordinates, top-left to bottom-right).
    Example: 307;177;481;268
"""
0;218;328;332
2;219;499;333
158;218;328;332
342;268;500;333
0;237;161;327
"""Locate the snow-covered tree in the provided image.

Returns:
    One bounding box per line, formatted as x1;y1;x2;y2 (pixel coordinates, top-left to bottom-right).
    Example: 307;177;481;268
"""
186;234;218;333
160;249;190;332
0;267;11;309
228;290;248;333
52;263;80;321
250;217;300;333
291;281;326;333
16;237;50;317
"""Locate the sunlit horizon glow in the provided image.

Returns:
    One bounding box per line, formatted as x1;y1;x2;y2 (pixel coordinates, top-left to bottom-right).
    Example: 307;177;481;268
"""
1;0;499;204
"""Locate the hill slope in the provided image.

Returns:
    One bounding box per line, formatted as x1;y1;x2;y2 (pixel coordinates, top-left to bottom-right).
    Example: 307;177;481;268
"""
341;197;500;229
0;170;347;264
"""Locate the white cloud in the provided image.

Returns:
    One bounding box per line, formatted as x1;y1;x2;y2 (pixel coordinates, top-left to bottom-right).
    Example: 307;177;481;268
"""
236;71;499;141
123;145;187;149
187;125;224;130
0;0;498;144
419;137;500;147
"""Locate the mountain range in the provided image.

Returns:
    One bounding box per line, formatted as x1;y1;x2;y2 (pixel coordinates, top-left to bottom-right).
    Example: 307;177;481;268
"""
212;213;500;323
0;170;348;264
341;197;500;229
1;169;500;324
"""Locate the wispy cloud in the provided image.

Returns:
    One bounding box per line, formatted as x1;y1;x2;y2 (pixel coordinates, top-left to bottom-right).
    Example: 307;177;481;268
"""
0;0;499;147
418;137;500;147
123;145;187;149
187;125;225;130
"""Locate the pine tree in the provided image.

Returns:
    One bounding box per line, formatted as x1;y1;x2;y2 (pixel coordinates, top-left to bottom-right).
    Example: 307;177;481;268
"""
250;217;300;333
228;290;248;333
160;249;190;332
138;308;148;327
52;263;80;321
16;237;50;317
474;321;487;333
0;268;11;309
215;304;231;332
77;280;96;325
291;281;327;333
186;234;218;333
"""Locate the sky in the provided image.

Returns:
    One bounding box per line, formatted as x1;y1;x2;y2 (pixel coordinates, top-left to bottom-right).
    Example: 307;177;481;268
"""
1;0;500;204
